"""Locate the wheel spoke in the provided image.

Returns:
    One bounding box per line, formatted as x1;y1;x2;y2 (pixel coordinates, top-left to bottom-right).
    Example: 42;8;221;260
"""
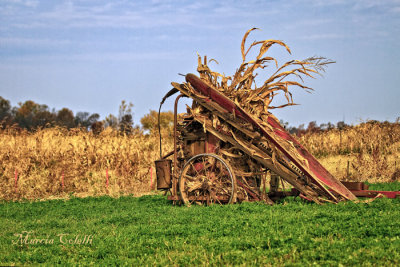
202;156;211;181
179;154;236;206
189;161;201;178
184;174;197;182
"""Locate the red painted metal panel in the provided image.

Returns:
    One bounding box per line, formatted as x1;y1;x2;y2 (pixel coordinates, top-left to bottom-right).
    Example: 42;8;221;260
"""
350;190;400;199
206;133;219;153
266;116;356;200
186;73;357;201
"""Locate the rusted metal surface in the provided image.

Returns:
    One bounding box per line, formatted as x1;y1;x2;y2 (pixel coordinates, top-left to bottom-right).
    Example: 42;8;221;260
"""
179;153;237;205
156;73;396;205
185;73;356;202
153;28;400;206
341;181;369;191
167;81;322;204
155;159;172;189
266;116;357;201
173;94;185;198
339;182;399;199
349;190;400;199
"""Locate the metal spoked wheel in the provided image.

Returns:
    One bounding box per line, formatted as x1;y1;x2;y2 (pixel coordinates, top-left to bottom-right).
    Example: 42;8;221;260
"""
179;153;237;206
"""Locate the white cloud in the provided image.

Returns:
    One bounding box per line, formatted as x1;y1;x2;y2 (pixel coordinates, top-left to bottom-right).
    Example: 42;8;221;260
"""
0;50;183;65
1;0;38;7
353;0;400;10
1;0;398;57
24;0;37;7
392;6;400;13
299;0;400;13
298;0;347;7
0;37;71;47
2;0;195;29
1;0;280;31
299;33;345;40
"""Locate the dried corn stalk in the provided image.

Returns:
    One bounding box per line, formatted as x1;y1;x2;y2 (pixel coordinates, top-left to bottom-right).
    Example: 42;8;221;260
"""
196;28;334;119
173;29;338;204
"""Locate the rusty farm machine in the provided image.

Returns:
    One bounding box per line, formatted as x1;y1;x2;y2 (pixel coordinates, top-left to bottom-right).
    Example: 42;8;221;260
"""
154;30;400;205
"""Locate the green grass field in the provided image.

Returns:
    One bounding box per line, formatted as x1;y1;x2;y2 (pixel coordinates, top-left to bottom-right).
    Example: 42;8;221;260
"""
1;183;400;266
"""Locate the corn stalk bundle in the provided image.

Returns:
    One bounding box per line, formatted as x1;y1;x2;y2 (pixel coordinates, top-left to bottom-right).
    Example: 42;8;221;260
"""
196;28;334;121
172;29;340;203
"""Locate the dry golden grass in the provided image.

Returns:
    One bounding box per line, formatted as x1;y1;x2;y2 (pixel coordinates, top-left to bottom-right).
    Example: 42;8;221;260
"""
0;121;399;200
0;127;173;200
299;121;400;182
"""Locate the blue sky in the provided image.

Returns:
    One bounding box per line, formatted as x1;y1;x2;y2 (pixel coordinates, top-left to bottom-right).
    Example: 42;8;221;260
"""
0;0;399;127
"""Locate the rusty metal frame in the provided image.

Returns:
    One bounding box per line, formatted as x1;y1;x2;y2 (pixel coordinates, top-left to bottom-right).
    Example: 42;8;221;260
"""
172;94;185;198
157;75;400;205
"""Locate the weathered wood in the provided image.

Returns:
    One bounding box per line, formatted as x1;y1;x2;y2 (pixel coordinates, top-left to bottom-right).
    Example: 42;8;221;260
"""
170;80;348;204
190;113;323;203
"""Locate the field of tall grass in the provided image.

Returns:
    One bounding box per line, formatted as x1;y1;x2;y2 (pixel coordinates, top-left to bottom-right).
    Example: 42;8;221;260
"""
299;121;400;182
0;120;399;200
0;127;173;200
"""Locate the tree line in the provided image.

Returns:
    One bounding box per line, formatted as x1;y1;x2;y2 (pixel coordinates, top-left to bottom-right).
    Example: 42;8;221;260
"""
1;96;398;135
281;120;348;136
0;96;173;134
281;118;400;137
0;96;134;133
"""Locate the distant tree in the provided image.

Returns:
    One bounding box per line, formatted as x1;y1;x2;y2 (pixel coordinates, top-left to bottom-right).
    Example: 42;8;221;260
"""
36;110;56;127
0;96;13;126
75;112;90;127
0;97;107;131
0;97;11;118
327;122;335;130
319;123;328;131
56;108;75;128
337;121;347;130
287;125;300;135
75;111;100;130
366;120;380;125
306;121;320;133
119;114;133;134
296;124;306;136
140;110;174;134
104;114;119;129
118;100;133;121
14;100;34;128
288;126;298;135
14;100;54;129
279;120;289;130
91;121;104;135
118;100;134;134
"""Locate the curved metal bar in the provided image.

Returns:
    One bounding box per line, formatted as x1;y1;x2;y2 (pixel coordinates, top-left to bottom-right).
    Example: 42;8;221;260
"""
173;94;185;197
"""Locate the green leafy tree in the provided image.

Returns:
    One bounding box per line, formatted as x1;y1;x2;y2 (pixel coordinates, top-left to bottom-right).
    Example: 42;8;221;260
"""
140;110;174;134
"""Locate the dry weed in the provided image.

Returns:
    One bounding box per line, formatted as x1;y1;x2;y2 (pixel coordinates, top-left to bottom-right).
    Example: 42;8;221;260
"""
0;127;173;200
